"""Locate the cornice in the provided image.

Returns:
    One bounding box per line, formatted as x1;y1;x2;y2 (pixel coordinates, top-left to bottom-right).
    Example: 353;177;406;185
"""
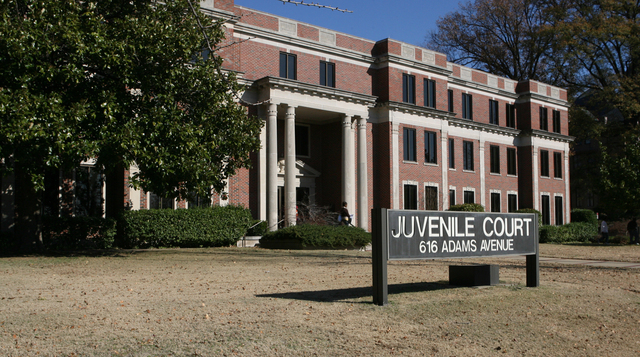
233;23;376;64
516;93;569;107
200;7;238;23
448;117;521;137
520;129;575;143
449;78;519;99
381;101;453;120
250;77;378;106
376;55;452;77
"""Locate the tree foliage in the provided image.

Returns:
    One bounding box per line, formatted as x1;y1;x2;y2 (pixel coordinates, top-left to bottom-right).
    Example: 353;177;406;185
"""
0;0;261;198
544;0;640;215
425;0;559;84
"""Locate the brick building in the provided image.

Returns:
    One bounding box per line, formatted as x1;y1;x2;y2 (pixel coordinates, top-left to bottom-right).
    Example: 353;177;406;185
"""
0;0;572;235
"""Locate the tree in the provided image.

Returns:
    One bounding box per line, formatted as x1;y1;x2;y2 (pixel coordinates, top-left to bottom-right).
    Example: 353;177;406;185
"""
543;0;640;216
425;0;560;84
0;0;262;252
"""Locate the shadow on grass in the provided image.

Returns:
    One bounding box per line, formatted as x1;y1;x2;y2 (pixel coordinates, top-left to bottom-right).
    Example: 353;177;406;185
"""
0;247;375;261
255;281;452;303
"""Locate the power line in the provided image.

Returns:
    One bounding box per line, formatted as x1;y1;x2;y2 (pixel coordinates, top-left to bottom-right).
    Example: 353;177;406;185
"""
278;0;353;13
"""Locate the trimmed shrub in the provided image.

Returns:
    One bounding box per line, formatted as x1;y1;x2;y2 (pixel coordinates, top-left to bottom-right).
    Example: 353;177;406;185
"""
260;224;371;248
515;208;542;227
43;216;117;250
448;203;485;212
246;220;267;236
0;230;18;255
539;225;568;243
571;209;598;228
539;222;598;243
564;222;598;242
119;205;252;248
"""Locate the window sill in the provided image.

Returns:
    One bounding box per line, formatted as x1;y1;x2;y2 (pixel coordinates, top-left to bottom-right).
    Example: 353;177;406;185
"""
463;169;475;173
403;160;418;165
554;177;563;180
507;174;518;178
490;172;501;176
424;162;438;167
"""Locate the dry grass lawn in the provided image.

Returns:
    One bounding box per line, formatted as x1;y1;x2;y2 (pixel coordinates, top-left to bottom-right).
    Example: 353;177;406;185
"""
1;244;639;356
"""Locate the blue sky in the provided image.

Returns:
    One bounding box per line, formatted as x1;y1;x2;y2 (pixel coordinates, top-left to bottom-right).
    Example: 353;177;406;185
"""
234;0;463;46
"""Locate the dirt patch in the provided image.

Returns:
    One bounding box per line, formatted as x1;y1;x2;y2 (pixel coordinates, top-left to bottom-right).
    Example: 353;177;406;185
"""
1;245;639;356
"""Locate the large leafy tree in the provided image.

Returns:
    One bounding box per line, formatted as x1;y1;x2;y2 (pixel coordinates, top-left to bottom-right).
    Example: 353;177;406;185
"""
544;0;640;216
0;0;262;251
425;0;560;84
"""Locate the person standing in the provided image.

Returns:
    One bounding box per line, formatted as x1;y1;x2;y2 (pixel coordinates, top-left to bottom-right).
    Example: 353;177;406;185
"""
628;218;640;245
599;219;609;244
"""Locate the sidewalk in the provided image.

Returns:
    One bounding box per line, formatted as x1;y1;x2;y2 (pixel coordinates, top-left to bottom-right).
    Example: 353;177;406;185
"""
538;256;640;269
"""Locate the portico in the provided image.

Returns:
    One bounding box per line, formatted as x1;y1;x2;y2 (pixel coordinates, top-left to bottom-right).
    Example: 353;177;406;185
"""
247;77;375;231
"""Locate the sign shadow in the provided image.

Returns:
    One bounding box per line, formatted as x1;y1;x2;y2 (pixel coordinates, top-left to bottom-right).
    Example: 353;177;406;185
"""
256;281;451;303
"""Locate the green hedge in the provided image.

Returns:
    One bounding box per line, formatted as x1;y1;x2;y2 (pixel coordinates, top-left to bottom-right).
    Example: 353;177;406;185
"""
571;209;598;227
43;216;117;250
515;208;542;227
448;203;485;212
539;222;597;243
118;205;252;248
260;224;371;248
246;220;267;236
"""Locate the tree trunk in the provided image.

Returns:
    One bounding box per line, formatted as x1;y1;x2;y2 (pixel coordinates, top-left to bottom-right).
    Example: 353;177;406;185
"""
14;166;43;254
105;163;125;219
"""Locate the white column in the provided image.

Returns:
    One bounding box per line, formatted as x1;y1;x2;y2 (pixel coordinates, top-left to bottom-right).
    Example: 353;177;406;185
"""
341;115;355;212
479;138;486;209
357;116;368;230
266;103;278;231
284;105;297;227
564;142;571;223
440;127;449;210
392;122;400;209
532;140;540;210
258;105;267;221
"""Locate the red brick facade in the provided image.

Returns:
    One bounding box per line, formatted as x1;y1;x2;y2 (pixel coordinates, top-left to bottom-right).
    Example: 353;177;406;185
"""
0;1;572;233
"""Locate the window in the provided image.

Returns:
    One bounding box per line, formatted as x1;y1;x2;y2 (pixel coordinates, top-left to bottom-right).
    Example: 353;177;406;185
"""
402;74;416;104
539;107;548;131
541;195;550;225
506;103;516;128
404;184;418;210
279;52;296;79
449;189;456;207
403;128;417;161
424;131;437;164
448;90;454;112
462;93;473;119
554;152;562;178
490;145;500;174
491;192;501;212
552;110;561;133
319;61;335;87
463;190;475;204
508;194;518;212
555;196;563;225
425;186;438;210
507;148;517;176
540;150;549;177
295;125;310;157
448;138;455;169
463;141;474;171
424;79;436;108
489;100;499;125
